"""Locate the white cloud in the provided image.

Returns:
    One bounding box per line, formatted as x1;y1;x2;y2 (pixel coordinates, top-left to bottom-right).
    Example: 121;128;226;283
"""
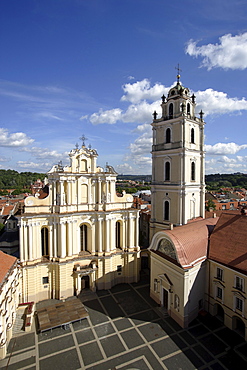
35;112;63;121
133;123;152;134
0;156;11;162
186;32;247;70
79;115;88;121
19;146;69;162
89;101;160;125
116;163;133;173
129;132;152;156
121;79;167;104
205;142;247;155
16;161;52;169
196;89;247;116
0;128;34;147
90;108;123;125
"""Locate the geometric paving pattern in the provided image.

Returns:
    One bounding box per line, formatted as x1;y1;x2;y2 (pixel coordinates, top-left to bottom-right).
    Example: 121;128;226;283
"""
1;276;247;370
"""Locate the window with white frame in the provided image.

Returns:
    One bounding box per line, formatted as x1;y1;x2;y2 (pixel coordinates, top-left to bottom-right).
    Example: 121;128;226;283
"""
216;267;223;281
235;296;243;312
235;276;244;291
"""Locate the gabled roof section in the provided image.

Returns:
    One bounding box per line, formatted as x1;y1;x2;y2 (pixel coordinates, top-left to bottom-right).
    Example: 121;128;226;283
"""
0;250;17;285
208;213;247;275
150;218;218;269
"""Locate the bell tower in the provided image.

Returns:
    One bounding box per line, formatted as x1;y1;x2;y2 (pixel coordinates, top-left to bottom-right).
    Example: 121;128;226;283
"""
150;72;205;239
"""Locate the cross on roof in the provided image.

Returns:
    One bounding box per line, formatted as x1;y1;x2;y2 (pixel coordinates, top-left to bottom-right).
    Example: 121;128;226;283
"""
175;64;182;82
79;134;88;146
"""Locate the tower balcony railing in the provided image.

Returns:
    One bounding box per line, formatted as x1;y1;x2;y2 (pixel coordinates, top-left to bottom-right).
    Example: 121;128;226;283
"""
152;142;182;151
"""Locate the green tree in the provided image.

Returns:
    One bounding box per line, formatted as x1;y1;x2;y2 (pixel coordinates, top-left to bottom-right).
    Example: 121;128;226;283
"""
206;199;216;211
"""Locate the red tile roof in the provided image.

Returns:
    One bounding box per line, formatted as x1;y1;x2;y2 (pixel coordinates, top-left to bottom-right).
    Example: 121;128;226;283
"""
155;218;218;269
0;251;17;285
208;213;247;275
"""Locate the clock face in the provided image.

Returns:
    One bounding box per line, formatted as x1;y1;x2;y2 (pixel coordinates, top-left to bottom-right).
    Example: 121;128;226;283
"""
157;238;177;261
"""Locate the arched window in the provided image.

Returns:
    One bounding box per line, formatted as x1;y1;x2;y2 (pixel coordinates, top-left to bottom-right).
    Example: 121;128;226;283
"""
164;201;170;221
187;103;190;115
41;227;49;257
80;224;88;252
191;162;195;181
191;128;195;143
165;162;170;181
169;103;173;119
116;221;121;249
166;128;171;143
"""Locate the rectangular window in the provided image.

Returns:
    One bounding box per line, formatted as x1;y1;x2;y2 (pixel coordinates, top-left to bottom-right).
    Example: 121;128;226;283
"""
235;297;243;312
235;276;244;291
42;277;49;284
216;287;222;300
216;267;223;281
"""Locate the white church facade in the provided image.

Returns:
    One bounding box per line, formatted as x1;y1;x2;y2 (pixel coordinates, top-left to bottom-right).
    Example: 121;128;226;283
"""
20;143;140;302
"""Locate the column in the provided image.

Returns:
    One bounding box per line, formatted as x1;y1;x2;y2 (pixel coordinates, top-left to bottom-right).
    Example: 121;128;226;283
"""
53;221;57;258
68;221;73;256
98;179;102;203
88;180;92;205
91;219;96;254
52;179;57;207
60;222;66;258
105;218;110;253
60;181;65;205
48;223;53;258
24;223;28;261
28;224;33;260
19;221;24;262
135;215;139;248
98;218;102;253
129;216;133;248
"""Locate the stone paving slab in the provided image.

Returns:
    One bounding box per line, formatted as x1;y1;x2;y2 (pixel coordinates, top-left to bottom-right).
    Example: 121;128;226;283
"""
1;278;247;370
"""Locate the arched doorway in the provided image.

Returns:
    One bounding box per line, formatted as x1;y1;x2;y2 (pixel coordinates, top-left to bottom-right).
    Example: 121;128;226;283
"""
81;275;90;290
232;316;245;338
214;303;224;322
162;288;169;311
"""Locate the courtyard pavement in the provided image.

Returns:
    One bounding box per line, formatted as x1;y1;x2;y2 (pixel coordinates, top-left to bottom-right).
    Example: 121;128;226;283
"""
1;274;247;370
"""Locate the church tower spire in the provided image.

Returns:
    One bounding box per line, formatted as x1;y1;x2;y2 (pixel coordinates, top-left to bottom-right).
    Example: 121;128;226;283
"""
150;72;205;238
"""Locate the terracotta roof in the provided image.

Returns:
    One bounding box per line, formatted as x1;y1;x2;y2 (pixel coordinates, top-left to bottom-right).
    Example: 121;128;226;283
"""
0;250;17;285
155;218;218;269
208;213;247;275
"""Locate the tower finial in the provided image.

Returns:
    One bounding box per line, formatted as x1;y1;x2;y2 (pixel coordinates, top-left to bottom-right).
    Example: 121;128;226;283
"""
175;63;182;83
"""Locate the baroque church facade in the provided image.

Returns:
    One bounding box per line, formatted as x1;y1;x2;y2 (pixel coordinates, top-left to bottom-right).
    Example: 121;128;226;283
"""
20;144;140;302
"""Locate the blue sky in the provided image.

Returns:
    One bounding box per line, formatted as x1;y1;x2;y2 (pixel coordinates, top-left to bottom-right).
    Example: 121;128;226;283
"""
1;0;247;175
